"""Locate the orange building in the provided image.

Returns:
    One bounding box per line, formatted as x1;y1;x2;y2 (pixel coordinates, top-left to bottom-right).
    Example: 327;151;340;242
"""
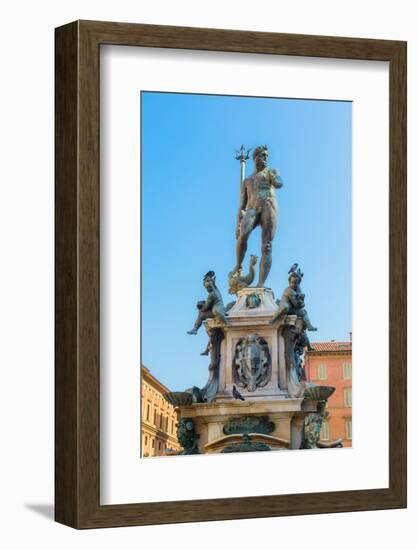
141;365;181;457
304;335;352;447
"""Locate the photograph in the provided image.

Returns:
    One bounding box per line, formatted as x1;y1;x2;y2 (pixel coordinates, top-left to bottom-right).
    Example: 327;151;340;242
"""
140;91;352;457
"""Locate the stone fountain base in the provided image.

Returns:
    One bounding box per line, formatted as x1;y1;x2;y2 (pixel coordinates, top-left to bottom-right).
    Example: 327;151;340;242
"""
167;284;341;454
178;397;318;453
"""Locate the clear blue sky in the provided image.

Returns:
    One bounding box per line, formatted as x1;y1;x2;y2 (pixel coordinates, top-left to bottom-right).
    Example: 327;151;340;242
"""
141;91;352;391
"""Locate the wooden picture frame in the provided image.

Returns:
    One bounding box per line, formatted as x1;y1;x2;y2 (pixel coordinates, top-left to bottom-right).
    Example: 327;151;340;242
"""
55;20;407;528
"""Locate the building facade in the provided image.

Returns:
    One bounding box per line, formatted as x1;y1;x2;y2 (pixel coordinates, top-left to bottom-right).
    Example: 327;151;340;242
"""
141;366;180;457
304;336;352;447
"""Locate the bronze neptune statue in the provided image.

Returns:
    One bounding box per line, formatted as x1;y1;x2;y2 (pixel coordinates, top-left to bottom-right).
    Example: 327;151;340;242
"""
232;145;283;288
228;254;258;295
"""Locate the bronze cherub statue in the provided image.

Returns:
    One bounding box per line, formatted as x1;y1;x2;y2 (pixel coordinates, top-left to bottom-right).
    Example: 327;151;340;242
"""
187;271;228;335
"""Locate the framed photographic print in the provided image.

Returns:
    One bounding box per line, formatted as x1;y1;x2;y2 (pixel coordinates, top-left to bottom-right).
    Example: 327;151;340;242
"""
55;20;406;528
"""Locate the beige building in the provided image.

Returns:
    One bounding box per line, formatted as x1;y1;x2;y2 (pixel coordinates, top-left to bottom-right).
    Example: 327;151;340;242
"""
141;365;180;457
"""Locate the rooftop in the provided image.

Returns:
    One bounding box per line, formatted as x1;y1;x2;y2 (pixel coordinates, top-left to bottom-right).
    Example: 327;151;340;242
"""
307;341;352;353
141;364;172;394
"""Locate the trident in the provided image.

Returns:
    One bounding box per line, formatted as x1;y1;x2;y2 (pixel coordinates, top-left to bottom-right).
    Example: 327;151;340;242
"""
235;144;251;186
234;145;251;241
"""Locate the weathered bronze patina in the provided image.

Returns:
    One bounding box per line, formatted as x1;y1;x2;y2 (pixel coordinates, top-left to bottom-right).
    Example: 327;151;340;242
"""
228;254;258;295
177;418;200;455
223;415;275;436
187;271;227;335
221;434;271;453
302;397;343;449
271;268;317;332
232;145;283;288
199;328;225;402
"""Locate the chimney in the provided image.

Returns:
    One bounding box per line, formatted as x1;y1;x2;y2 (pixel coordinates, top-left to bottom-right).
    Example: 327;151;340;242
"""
349;332;352;343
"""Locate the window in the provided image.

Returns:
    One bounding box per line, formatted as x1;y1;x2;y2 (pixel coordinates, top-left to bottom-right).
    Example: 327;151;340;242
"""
171;419;174;434
344;388;352;407
144;435;148;446
146;403;150;421
165;416;169;431
159;414;163;429
345;418;352;439
158;441;161;451
151;438;155;448
154;409;157;425
317;364;327;380
321;421;330;440
343;362;352;379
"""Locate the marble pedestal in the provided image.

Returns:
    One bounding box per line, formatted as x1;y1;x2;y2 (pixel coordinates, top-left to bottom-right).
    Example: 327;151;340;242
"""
207;287;294;401
177;287;319;453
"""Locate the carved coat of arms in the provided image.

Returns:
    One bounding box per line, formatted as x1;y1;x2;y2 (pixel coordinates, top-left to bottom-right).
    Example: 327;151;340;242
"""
233;334;271;392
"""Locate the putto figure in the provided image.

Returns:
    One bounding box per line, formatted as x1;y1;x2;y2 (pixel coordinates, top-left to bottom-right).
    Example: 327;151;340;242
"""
271;267;317;333
187;271;228;335
232;145;283;288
